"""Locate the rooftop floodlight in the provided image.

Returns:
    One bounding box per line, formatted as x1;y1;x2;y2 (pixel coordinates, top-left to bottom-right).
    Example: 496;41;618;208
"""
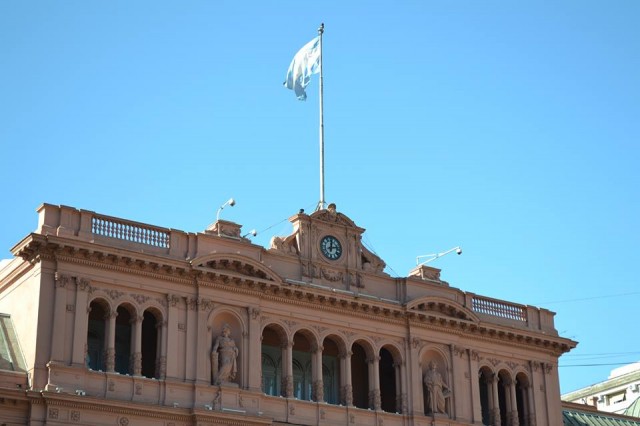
216;198;236;236
243;229;258;238
416;246;462;267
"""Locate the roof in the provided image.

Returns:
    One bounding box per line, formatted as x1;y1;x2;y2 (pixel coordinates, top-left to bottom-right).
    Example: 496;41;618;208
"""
563;402;640;426
625;396;640;418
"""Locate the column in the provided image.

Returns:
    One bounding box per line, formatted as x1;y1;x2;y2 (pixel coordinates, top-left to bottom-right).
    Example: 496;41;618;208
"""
368;355;381;410
312;344;324;402
156;320;167;379
71;278;91;366
105;311;117;372
508;378;519;426
468;351;483;423
165;294;179;379
526;383;536;426
340;350;353;406
185;297;197;381
131;315;143;376
247;307;262;392
282;340;294;397
394;361;407;414
195;299;210;383
490;374;501;426
51;273;70;362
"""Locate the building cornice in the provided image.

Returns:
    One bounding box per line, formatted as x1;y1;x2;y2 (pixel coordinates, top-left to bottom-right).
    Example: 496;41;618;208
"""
13;233;576;356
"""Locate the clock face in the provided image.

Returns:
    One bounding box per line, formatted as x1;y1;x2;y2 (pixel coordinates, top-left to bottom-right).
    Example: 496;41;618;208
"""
320;235;342;260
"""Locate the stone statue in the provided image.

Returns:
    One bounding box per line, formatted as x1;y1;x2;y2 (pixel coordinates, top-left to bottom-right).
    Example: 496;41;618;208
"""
424;361;450;414
211;324;238;385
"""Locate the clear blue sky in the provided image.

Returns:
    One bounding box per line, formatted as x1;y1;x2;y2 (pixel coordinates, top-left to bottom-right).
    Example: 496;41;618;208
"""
1;1;638;395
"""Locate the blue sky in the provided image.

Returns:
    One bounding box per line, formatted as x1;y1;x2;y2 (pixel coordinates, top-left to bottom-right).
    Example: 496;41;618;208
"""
1;1;638;394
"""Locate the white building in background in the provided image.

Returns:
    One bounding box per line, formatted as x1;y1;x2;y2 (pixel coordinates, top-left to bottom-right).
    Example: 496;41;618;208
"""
562;362;640;415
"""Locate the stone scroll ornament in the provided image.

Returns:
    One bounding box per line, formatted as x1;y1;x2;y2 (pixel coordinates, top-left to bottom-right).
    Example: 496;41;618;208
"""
424;361;451;415
211;323;238;385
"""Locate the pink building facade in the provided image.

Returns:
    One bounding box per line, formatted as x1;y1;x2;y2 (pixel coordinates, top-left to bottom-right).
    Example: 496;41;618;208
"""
0;203;576;425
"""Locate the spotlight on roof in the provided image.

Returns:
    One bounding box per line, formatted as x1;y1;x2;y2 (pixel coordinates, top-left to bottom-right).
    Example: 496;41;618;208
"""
215;198;237;237
416;246;462;266
243;229;258;238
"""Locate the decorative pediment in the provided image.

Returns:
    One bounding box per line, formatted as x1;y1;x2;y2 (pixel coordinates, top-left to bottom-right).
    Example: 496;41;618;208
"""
407;297;479;323
191;254;282;283
309;203;360;229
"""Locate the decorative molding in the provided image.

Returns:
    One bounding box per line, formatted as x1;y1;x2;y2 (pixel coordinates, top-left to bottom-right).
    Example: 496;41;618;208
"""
106;289;125;300
49;408;59;419
131;293;150;305
66;304;75;312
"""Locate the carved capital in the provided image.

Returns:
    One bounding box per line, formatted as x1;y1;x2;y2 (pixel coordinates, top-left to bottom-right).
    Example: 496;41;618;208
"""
76;277;91;291
55;272;71;288
167;294;180;307
186;297;198;311
199;298;214;312
248;307;261;320
452;345;465;358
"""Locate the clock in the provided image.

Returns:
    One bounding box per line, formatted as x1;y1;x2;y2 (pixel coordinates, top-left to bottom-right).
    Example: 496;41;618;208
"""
320;235;342;260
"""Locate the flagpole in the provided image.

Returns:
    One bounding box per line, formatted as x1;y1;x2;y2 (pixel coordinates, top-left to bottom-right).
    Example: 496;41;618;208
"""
317;23;325;211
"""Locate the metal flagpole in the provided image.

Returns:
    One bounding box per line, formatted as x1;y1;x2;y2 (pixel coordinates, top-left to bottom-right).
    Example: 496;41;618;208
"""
317;23;325;211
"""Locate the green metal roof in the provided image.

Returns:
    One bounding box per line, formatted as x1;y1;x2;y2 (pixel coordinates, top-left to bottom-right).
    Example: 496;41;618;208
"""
625;396;640;418
564;403;640;426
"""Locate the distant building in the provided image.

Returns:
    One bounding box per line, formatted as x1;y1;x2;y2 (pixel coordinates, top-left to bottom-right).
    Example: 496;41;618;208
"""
0;203;579;425
562;362;640;415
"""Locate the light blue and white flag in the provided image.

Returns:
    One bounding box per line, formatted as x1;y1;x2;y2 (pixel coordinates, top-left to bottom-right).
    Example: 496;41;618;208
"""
284;36;321;101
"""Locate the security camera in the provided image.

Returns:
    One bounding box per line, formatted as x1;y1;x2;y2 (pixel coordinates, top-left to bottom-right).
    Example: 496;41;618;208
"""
456;247;462;255
228;198;236;207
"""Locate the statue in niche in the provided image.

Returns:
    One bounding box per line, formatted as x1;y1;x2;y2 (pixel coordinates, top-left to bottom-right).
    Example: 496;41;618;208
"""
211;323;238;385
424;361;450;414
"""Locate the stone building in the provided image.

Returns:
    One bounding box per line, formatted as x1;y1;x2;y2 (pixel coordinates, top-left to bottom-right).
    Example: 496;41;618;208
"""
0;203;577;425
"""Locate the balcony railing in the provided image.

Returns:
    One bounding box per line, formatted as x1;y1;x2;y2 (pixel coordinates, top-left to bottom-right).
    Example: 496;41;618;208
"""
472;295;527;322
91;215;170;248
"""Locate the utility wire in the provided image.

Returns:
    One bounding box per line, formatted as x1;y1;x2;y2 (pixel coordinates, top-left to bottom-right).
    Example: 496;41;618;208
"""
560;362;640;368
533;291;640;305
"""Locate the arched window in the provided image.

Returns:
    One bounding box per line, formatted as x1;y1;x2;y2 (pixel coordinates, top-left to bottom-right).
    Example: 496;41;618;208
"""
379;347;397;413
321;337;342;405
351;342;370;409
141;310;160;378
292;332;313;401
478;367;494;425
497;371;510;426
516;373;530;425
261;325;285;396
114;305;133;375
261;353;278;396
292;359;306;399
87;300;108;371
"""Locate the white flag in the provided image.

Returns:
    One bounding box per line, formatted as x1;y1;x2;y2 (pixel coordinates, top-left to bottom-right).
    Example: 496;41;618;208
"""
284;37;321;101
